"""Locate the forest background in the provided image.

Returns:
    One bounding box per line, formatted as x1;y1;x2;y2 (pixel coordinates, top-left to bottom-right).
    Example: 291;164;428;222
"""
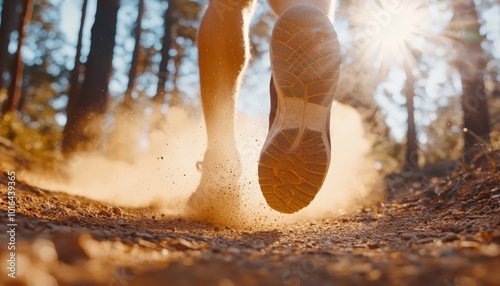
0;0;498;174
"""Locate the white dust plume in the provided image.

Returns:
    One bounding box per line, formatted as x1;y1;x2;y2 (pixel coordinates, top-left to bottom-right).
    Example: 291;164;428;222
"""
24;103;383;229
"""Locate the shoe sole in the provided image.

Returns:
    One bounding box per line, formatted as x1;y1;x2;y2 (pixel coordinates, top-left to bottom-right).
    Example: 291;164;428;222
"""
258;4;341;214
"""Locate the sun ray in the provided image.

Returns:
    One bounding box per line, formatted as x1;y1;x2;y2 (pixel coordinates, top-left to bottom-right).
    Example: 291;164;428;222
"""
349;0;434;69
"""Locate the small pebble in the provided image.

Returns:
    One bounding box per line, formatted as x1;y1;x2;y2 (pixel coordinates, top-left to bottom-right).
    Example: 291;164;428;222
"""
66;203;77;210
66;215;79;222
227;247;241;255
415;238;434;244
41;209;54;215
441;223;462;233
251;239;266;250
117;218;127;226
400;233;415;241
98;210;111;217
133;232;154;239
442;232;459;242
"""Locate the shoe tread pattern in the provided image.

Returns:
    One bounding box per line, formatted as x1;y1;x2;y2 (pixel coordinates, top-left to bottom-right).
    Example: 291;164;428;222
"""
271;6;340;107
259;128;328;214
259;5;340;214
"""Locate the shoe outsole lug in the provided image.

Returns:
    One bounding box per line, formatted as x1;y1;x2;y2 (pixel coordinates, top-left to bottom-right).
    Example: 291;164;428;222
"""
258;4;340;214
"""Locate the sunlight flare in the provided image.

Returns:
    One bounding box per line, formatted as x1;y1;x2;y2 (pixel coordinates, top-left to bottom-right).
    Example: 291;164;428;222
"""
354;1;431;67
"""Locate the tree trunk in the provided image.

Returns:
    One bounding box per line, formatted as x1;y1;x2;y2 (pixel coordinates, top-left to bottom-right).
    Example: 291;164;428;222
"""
107;0;145;162
153;0;175;104
123;0;145;107
65;0;89;125
62;0;120;153
170;53;182;107
403;66;419;172
1;0;33;114
451;0;490;160
0;1;21;92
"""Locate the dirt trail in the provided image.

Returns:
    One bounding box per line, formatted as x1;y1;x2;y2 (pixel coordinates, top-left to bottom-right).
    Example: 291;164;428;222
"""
0;162;499;285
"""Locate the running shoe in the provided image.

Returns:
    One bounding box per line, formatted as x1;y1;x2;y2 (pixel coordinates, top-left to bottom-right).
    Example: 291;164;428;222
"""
258;4;341;214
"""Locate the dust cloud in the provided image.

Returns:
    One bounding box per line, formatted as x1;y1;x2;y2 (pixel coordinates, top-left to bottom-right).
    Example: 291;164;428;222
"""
26;102;384;230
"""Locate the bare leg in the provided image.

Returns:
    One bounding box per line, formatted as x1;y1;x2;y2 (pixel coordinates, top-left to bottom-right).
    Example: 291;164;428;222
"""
199;0;256;151
188;0;256;224
198;0;257;179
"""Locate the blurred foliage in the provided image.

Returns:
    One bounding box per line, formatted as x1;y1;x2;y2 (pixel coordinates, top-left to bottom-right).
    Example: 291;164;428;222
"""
115;0;203;105
422;96;463;164
0;0;67;158
0;111;61;156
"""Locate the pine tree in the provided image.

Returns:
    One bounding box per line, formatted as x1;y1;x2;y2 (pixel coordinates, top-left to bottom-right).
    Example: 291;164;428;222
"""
63;0;120;153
